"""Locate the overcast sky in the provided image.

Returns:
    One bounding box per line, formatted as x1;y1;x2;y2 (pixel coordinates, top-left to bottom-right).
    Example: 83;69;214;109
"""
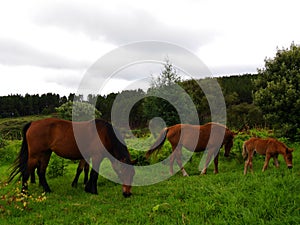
0;0;299;96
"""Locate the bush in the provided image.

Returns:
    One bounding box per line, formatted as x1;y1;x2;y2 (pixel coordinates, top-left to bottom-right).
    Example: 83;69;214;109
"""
55;101;101;121
47;154;67;178
0;136;8;148
0;140;21;164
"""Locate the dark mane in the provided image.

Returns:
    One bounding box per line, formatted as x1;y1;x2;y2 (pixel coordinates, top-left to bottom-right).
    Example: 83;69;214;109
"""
94;119;131;165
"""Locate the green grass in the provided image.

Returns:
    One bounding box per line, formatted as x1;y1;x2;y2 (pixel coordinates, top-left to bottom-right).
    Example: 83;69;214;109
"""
0;140;299;224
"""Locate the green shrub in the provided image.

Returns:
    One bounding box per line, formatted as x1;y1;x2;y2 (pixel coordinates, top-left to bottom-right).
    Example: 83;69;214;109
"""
55;101;101;121
0;140;21;164
0;136;8;148
47;154;67;178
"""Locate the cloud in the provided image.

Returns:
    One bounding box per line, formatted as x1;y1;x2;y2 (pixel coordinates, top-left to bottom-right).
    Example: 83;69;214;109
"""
0;38;89;69
33;3;218;51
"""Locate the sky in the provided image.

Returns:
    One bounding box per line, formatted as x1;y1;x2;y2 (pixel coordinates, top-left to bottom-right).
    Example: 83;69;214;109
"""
0;0;299;97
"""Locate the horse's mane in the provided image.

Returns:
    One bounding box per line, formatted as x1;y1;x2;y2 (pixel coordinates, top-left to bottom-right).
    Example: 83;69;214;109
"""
94;119;131;164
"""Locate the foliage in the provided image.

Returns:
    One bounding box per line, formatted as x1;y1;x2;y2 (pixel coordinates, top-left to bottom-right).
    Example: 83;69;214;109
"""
144;60;198;126
254;43;300;140
47;154;68;178
0;115;50;140
217;74;257;104
0;140;21;164
0;93;66;118
227;103;264;129
150;59;181;88
0;136;7;149
55;101;102;121
109;89;147;129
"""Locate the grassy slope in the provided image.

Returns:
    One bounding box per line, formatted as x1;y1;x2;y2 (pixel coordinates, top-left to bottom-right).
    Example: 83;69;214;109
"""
0;143;299;225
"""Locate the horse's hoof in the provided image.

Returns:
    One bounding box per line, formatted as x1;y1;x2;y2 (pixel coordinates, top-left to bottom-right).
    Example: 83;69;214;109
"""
85;186;97;195
123;192;132;198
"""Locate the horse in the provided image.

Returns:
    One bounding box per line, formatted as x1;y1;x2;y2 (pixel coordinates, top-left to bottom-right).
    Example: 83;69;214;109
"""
8;118;135;197
146;122;234;176
242;137;293;175
72;159;89;187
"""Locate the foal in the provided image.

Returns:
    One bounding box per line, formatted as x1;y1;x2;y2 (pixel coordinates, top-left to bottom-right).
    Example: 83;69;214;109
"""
243;137;293;174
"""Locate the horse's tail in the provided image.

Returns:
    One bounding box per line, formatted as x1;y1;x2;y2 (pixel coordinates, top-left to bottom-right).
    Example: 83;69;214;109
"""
145;128;169;159
242;142;248;159
8;122;31;183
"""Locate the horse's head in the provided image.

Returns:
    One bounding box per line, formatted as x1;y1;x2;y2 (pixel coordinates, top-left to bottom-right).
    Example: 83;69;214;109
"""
112;159;135;198
285;148;293;169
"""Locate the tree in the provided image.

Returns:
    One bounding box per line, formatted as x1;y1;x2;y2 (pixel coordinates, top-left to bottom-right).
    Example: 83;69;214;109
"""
150;59;181;88
254;43;300;139
55;101;102;121
144;60;196;126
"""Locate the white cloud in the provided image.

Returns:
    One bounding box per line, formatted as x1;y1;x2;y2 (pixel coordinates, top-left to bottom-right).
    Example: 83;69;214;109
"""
0;0;300;96
0;38;89;69
32;2;217;51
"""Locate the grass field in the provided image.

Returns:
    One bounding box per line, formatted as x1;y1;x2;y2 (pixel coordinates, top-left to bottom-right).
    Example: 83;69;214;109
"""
0;138;299;224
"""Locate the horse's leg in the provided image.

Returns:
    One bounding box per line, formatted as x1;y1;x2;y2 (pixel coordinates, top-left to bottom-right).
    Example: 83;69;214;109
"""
213;152;219;174
244;149;254;175
244;156;252;175
174;145;188;176
22;158;38;193
85;157;102;195
30;169;36;184
201;148;214;175
72;160;84;187
169;147;175;176
83;162;89;185
262;154;271;172
37;151;52;193
273;155;279;168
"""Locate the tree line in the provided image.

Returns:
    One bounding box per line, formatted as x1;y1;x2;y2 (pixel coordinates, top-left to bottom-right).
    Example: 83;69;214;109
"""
0;74;259;128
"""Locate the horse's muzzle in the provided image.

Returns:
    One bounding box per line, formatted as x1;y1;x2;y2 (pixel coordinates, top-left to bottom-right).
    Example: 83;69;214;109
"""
123;192;132;198
288;165;293;169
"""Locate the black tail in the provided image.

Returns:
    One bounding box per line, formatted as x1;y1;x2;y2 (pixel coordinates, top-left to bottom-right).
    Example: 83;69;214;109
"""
8;122;31;183
146;128;168;159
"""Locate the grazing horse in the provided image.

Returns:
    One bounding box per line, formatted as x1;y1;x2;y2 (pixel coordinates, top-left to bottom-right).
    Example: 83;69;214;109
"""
146;122;234;176
9;118;135;197
72;159;89;187
243;137;293;175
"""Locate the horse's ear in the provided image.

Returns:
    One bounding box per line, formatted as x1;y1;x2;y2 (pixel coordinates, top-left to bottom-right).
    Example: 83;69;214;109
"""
286;148;294;153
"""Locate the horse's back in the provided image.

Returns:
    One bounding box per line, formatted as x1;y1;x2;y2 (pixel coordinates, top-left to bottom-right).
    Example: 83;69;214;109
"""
27;118;84;159
245;137;284;155
170;123;231;151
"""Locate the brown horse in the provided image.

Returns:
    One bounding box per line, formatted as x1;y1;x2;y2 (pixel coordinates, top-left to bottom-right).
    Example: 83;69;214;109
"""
146;122;234;176
9;118;135;197
72;159;89;187
243;137;293;175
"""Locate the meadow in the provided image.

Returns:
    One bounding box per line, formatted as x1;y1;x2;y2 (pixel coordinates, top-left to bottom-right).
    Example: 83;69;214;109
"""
0;117;299;224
